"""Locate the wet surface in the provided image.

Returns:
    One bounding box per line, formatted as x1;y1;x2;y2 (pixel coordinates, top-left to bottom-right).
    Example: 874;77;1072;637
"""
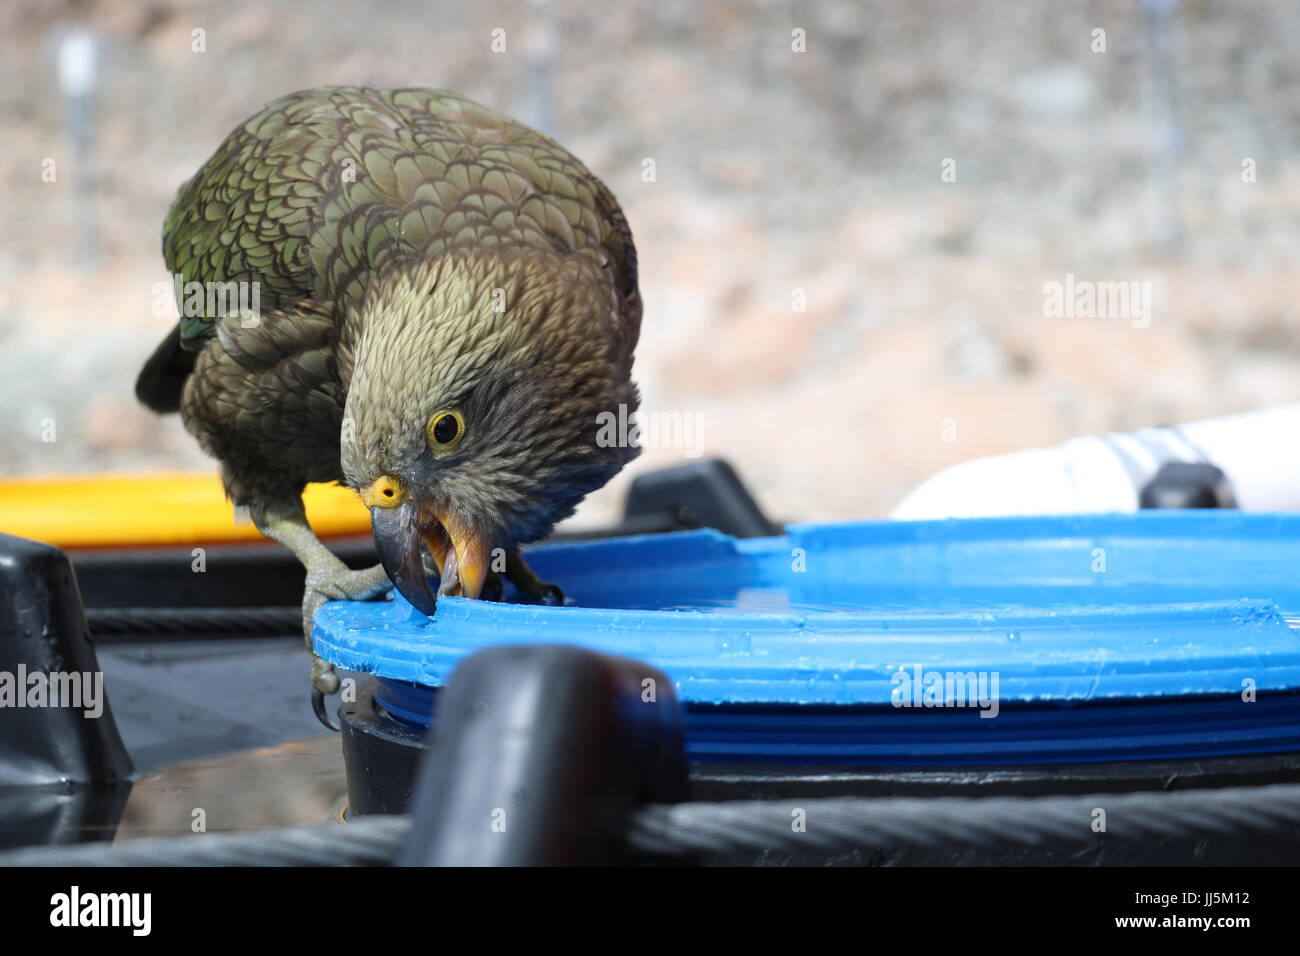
114;734;348;842
0;635;356;850
573;585;1300;618
0;735;348;851
99;637;341;771
94;638;352;843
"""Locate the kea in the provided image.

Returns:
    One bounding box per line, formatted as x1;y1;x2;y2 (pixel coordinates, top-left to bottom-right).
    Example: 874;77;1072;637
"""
136;87;642;725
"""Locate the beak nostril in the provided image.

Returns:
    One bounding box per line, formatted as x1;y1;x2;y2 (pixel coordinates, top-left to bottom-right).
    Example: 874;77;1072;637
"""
362;475;404;509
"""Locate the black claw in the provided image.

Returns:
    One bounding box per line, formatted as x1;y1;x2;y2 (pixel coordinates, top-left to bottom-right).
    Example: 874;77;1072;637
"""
503;549;567;607
538;583;566;606
312;689;340;732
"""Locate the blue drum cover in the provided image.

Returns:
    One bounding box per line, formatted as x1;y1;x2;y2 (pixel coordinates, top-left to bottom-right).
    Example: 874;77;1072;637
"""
315;513;1300;763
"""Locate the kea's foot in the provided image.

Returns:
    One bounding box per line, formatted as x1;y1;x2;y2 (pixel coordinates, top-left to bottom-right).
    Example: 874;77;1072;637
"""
254;510;395;731
505;547;566;606
302;560;392;730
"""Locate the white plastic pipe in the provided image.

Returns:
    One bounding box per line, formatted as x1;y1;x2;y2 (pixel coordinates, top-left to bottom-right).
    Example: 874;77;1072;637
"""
891;404;1300;519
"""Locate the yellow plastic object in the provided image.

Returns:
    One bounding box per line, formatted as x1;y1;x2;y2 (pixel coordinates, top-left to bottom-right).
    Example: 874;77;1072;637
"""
0;472;370;548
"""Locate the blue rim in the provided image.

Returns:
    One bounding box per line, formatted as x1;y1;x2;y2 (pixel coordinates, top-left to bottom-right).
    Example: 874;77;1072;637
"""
372;677;1300;765
317;513;1300;764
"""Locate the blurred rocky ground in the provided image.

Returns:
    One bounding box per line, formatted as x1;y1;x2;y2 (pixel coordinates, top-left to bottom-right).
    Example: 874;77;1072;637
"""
2;0;1298;528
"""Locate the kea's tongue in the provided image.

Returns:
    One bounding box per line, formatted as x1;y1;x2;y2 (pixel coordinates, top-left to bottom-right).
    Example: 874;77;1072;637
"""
422;512;487;600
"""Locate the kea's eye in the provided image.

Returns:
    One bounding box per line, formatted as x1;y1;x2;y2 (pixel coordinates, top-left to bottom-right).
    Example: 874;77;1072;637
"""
427;409;465;454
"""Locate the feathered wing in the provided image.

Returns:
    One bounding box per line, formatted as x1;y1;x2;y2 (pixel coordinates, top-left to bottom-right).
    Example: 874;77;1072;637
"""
163;86;637;338
140;86;637;410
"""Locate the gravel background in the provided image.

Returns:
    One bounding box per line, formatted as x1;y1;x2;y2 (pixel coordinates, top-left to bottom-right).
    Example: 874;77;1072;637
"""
2;0;1298;528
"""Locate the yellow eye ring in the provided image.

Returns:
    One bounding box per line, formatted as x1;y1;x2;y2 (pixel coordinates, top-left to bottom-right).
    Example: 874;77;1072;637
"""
427;409;466;454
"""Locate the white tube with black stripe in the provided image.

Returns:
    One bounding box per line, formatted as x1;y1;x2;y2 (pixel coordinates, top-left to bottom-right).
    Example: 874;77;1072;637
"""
891;404;1300;519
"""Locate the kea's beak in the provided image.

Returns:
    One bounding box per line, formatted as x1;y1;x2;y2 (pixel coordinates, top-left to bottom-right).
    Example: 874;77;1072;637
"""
362;475;490;616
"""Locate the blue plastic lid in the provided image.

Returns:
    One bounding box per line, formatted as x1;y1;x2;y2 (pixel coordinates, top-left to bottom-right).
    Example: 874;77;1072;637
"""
316;512;1300;703
314;513;1300;763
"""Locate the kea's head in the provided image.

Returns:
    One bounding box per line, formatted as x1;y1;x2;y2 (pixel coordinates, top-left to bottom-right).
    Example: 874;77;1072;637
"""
340;248;639;613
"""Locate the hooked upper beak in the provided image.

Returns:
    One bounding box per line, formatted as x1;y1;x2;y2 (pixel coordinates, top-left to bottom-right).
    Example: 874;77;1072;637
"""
362;475;490;616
